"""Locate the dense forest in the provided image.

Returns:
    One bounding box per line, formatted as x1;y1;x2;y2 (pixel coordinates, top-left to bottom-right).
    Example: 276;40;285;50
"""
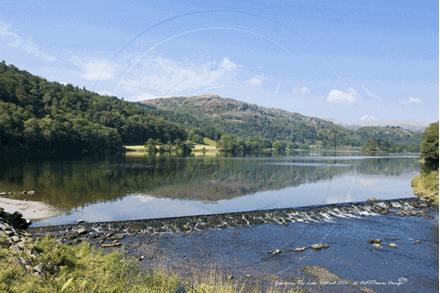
0;62;187;160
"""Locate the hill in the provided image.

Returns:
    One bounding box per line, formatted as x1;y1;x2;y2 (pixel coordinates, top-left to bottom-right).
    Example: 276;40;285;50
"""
324;118;432;132
139;95;422;148
0;62;187;159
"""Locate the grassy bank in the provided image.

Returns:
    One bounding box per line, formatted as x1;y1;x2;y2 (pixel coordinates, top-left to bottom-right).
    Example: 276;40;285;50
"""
0;234;303;292
125;137;219;158
411;169;439;205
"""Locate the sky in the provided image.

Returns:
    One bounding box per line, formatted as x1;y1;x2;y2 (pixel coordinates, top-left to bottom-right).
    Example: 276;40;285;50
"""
0;0;438;123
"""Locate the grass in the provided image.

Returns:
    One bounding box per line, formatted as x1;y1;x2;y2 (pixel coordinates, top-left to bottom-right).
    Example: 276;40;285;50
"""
124;137;219;158
411;169;439;205
1;235;305;292
203;137;217;147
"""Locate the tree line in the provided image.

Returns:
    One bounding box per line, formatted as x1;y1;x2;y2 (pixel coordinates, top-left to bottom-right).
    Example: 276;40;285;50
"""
361;138;420;154
0;61;187;160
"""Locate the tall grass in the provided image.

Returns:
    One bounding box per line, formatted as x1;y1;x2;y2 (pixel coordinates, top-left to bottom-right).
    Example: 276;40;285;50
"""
0;235;305;292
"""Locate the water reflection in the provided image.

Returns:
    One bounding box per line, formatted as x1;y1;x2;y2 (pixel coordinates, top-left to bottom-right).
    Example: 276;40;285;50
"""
0;152;421;216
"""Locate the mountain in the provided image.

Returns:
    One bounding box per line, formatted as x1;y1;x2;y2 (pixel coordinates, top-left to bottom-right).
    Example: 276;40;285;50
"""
324;119;432;132
139;94;422;147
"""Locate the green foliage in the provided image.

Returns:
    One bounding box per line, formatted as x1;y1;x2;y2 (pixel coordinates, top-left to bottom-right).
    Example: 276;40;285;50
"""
0;235;181;292
0;62;187;159
411;170;439;205
362;138;420;154
139;96;423;149
420;121;439;169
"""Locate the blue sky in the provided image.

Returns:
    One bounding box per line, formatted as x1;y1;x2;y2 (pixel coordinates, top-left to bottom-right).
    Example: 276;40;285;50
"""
0;0;438;123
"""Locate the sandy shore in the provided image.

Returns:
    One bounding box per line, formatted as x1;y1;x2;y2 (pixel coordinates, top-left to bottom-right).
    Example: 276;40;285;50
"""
0;197;63;220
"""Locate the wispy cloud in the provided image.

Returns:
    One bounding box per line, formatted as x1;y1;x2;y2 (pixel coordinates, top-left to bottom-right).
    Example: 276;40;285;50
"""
80;60;116;81
409;97;421;103
0;21;58;62
250;77;263;85
326;88;359;105
292;86;311;94
361;86;381;101
360;115;376;121
119;56;239;98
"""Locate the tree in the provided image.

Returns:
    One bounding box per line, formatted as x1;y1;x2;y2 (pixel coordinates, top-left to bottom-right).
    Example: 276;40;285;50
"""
420;121;439;170
217;134;236;152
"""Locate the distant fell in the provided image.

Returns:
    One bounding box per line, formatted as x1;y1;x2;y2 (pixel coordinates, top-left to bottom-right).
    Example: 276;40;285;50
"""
324;118;432;132
140;95;422;147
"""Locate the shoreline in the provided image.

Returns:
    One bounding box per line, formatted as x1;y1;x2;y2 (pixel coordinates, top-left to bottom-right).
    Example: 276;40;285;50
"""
0;196;63;220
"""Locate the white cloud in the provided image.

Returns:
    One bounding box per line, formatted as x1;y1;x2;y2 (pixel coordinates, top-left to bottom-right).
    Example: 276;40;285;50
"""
80;60;116;81
58;82;68;86
360;115;376;121
301;86;311;93
409;97;421;103
361;86;381;101
136;93;157;101
326;88;359;105
220;57;237;71
292;86;311;93
0;21;58;62
98;90;112;96
250;77;262;85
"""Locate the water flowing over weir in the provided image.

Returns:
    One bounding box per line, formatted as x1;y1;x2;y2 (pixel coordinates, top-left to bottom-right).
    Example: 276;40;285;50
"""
29;197;436;235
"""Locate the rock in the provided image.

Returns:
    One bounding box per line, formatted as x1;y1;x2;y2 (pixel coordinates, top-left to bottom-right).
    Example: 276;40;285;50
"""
77;227;87;235
25;265;32;271
18;257;27;265
367;239;374;243
272;249;281;255
294;247;307;252
5;230;14;236
11;236;20;242
33;264;44;274
374;239;381;244
10;245;21;254
414;239;420;243
77;220;85;224
249;218;265;225
1;238;10;246
372;244;381;248
389;243;398;248
207;217;222;226
101;243;121;248
311;244;324;250
227;275;234;280
27;191;35;195
138;256;145;261
322;243;330;248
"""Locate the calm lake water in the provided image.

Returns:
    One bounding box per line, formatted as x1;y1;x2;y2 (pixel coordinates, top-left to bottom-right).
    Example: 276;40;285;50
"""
0;150;422;226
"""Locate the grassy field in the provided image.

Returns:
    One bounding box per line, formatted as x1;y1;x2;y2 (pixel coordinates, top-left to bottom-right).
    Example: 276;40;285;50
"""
124;137;219;158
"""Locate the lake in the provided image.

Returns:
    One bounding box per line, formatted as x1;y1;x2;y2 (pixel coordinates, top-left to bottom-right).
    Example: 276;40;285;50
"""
0;150;422;226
